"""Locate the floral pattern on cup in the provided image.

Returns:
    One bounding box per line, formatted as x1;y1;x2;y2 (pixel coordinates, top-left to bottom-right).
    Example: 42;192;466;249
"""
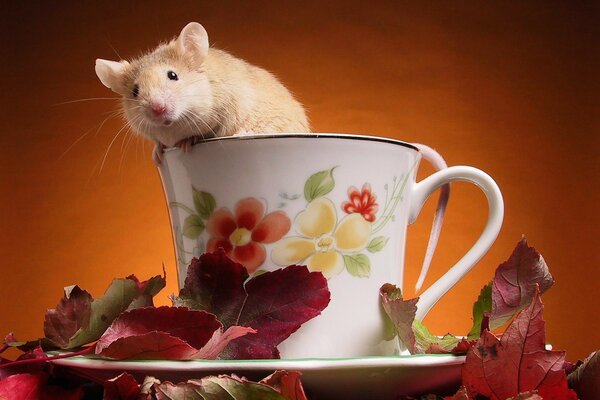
170;166;410;279
171;193;290;273
272;197;373;278
205;198;291;272
342;183;379;222
271;167;409;279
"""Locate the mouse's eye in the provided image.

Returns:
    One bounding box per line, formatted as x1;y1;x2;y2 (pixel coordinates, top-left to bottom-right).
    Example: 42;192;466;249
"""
167;71;178;81
132;84;139;98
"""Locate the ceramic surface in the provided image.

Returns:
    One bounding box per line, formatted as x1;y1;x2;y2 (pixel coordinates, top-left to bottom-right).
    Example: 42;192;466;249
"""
52;354;465;399
158;134;504;358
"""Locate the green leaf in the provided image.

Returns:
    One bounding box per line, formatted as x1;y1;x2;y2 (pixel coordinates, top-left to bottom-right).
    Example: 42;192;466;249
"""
183;214;205;239
304;167;336;202
413;319;460;354
192;188;216;219
43;274;166;350
66;279;141;348
367;236;389;253
344;254;370;277
467;281;493;339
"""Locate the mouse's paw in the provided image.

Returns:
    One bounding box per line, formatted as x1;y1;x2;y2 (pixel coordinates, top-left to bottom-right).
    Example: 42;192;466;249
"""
152;142;165;166
175;137;195;153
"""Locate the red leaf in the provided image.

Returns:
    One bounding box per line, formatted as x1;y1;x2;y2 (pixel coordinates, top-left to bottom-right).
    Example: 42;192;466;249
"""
103;373;140;400
261;370;308;400
0;372;83;400
567;351;600;400
175;250;330;359
42;273;166;350
508;392;543;400
175;251;249;328
462;289;578;400
43;286;93;349
491;237;554;328
444;386;473;399
379;284;418;353
95;306;254;360
221;264;330;359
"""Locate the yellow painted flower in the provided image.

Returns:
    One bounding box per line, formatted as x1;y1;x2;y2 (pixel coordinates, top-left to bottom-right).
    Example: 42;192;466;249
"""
272;197;371;278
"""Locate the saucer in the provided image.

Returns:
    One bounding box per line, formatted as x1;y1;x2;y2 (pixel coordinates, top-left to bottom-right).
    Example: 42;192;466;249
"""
51;355;465;398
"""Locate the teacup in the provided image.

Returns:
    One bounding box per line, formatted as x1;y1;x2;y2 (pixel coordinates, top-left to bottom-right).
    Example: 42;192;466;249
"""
158;133;503;358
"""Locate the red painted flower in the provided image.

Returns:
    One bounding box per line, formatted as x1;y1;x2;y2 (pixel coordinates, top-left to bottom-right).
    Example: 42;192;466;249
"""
342;183;378;222
206;198;291;273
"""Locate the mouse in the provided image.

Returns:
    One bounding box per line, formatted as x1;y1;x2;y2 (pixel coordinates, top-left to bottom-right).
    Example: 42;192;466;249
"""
94;22;310;163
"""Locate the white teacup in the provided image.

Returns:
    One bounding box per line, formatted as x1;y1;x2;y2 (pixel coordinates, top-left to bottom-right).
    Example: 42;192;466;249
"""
158;133;503;358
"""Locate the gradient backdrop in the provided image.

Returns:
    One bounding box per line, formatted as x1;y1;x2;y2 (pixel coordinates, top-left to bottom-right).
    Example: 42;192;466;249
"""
1;2;598;360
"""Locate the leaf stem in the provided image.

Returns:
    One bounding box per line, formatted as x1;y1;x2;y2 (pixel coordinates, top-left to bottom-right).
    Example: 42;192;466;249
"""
0;346;95;369
170;202;197;216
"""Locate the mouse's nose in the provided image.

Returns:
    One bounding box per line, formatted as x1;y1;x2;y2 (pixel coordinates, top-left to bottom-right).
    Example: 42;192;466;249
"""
150;102;167;116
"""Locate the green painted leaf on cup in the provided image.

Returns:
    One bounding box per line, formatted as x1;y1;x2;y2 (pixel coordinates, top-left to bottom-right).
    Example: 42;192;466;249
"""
344;254;370;277
304;167;336;202
183;214;205;239
367;236;389;253
192;188;216;219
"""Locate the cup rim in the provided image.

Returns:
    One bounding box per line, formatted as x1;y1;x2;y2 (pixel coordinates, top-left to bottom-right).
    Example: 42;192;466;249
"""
164;133;420;152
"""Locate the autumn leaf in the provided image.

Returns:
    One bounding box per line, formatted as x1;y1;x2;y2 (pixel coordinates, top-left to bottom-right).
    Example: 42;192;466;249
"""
0;372;84;400
260;371;308;400
467;238;555;339
95;306;254;360
567;350;600;400
102;372;140;400
174;250;330;359
490;237;554;328
43;273;166;350
379;284;470;355
142;374;299;400
462;288;578;400
43;286;93;349
380;284;417;353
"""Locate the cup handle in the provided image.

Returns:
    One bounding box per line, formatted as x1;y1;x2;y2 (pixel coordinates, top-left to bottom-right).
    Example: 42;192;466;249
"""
409;166;504;320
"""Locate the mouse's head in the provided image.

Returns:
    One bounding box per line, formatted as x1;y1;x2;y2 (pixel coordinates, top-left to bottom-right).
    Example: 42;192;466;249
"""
95;22;215;147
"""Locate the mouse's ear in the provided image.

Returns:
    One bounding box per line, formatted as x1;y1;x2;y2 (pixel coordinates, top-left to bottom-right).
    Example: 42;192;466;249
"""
95;59;129;93
176;22;209;66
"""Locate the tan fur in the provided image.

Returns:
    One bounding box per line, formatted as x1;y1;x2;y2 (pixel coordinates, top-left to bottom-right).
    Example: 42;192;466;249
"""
99;25;309;149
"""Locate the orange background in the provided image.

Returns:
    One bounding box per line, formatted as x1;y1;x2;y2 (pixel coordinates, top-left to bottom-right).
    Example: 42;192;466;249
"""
1;2;598;360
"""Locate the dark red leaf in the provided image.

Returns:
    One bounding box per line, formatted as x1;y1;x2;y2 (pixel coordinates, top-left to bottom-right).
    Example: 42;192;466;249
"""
567;351;600;400
42;273;166;350
43;286;93;349
175;250;330;359
103;373;140;400
379;284;417;353
491;237;554;328
462;289;578;399
175;250;248;327
95;306;254;360
0;372;84;400
221;264;330;359
261;370;308;400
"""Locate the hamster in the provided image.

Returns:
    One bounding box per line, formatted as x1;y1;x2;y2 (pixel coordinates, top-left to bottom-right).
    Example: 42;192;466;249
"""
95;22;310;163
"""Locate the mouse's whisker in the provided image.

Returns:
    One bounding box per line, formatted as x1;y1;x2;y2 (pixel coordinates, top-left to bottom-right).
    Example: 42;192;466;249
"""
98;120;131;173
181;113;208;140
58;109;124;161
184;109;217;138
53;97;138;106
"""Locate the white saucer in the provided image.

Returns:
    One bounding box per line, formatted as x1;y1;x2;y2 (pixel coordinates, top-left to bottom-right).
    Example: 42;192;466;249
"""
52;355;465;399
